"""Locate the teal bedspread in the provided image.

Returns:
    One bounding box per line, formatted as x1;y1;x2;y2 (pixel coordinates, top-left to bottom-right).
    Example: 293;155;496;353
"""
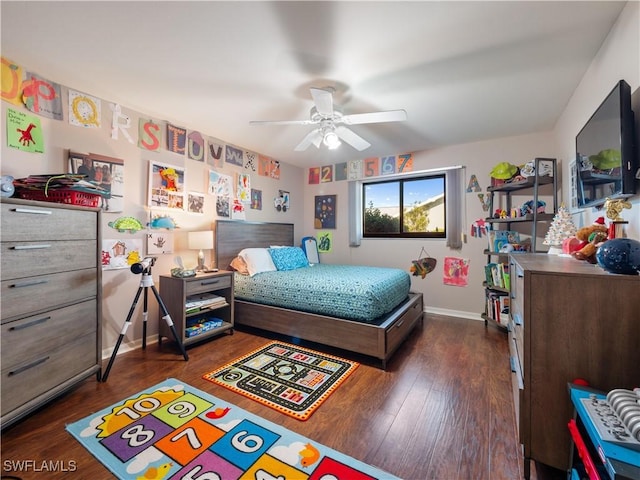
233;263;411;322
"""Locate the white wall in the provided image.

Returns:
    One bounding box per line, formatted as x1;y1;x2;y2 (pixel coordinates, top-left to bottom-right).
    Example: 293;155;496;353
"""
304;1;640;319
2;1;638;351
1;79;305;355
556;1;640;237
304;131;559;319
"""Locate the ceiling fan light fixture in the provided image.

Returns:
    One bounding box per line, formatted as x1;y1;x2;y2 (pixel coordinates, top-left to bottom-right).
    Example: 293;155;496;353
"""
323;130;341;149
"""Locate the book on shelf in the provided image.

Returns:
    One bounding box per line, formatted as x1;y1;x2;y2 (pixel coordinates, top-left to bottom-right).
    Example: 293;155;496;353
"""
487;291;509;326
487;230;520;252
185;293;226;313
485;262;509;289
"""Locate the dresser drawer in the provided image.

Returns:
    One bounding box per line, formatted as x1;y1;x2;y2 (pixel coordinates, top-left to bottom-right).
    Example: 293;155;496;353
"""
1;268;97;321
1;202;97;242
1;239;96;280
2;300;97;368
1;332;98;416
185;274;232;295
386;294;423;354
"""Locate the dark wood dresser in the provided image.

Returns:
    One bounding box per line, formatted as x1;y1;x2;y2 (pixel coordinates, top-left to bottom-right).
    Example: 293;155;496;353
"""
1;198;102;428
508;253;640;478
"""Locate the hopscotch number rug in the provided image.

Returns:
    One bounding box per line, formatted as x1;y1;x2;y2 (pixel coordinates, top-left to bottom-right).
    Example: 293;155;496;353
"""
203;341;359;421
66;378;400;480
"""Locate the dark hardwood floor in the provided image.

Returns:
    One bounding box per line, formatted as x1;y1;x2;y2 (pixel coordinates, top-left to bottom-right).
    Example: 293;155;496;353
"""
1;315;566;479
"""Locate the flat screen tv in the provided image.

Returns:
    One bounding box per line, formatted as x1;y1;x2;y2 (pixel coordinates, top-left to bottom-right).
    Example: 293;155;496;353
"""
576;79;637;208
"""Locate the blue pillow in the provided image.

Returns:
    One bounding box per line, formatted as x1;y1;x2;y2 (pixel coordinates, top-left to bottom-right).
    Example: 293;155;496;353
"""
268;246;309;271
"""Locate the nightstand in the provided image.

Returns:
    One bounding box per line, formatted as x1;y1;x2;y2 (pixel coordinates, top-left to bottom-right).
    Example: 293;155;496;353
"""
158;270;234;348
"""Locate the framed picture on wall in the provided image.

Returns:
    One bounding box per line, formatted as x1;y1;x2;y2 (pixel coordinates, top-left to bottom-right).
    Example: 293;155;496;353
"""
314;194;336;229
148;161;185;210
68;151;124;213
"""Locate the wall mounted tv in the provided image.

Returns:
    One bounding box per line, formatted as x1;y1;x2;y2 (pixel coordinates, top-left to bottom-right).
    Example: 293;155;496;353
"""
576;79;637;208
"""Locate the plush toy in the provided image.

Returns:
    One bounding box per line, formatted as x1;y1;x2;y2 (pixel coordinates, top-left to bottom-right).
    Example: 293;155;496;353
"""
571;217;608;263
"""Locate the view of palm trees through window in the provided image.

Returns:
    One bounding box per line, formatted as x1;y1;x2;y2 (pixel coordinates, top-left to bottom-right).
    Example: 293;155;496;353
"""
363;175;446;237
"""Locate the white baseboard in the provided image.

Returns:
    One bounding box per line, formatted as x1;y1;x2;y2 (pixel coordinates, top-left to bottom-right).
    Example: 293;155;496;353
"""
424;306;483;322
101;335;159;360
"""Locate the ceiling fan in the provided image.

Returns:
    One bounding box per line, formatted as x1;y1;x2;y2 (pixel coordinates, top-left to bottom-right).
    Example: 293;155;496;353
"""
250;87;407;152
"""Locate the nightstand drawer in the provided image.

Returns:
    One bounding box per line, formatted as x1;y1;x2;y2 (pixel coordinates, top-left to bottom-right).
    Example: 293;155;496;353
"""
2;300;97;367
185;275;232;295
1;332;97;416
1;268;97;321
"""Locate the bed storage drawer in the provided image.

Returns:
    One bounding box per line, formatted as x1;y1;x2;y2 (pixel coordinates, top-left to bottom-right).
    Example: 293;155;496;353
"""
386;293;423;355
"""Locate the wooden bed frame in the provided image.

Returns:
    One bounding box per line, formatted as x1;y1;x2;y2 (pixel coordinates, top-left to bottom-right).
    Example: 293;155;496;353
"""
215;220;423;368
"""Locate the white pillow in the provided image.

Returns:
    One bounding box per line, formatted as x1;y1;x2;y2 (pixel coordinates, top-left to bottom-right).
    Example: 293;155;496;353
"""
238;248;277;276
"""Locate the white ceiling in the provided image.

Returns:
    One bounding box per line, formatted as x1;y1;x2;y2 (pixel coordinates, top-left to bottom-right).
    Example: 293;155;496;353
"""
0;1;627;168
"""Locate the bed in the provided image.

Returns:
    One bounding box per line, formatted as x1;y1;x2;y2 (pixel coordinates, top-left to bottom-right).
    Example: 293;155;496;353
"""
215;220;423;369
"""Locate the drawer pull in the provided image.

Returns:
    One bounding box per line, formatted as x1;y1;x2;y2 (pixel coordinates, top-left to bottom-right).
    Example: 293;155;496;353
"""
8;356;50;376
12;207;53;215
9;316;50;331
11;244;52;250
10;279;48;288
395;319;405;328
199;279;220;286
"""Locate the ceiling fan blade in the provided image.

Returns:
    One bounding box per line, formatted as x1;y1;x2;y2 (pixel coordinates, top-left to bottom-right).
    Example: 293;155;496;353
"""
342;109;407;125
310;87;334;116
294;129;323;151
335;126;371;151
250;119;316;126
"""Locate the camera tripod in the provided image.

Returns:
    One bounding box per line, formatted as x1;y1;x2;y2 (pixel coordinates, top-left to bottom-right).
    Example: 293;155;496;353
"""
101;261;189;382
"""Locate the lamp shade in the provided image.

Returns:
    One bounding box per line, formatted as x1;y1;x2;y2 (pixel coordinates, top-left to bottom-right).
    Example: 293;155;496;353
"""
188;230;214;250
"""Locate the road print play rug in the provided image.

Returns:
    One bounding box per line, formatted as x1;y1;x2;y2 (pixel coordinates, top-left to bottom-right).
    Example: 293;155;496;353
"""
66;378;399;480
203;341;359;421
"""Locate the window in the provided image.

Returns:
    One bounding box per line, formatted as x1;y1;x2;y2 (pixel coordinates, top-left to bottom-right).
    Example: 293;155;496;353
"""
363;174;446;238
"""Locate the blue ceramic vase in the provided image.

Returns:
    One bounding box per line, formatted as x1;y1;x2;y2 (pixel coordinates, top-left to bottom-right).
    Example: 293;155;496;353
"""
596;238;640;275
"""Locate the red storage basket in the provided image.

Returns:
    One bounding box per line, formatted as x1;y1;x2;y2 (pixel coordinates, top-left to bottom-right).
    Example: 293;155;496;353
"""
17;188;100;207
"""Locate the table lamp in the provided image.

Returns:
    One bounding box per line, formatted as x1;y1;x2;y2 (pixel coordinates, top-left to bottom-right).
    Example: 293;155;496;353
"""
188;230;214;272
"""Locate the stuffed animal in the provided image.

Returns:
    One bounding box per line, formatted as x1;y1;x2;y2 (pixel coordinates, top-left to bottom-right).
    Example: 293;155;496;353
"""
571;217;608;263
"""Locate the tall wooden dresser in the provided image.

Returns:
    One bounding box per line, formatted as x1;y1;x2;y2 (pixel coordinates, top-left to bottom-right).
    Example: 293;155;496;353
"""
1;198;102;429
508;253;640;478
